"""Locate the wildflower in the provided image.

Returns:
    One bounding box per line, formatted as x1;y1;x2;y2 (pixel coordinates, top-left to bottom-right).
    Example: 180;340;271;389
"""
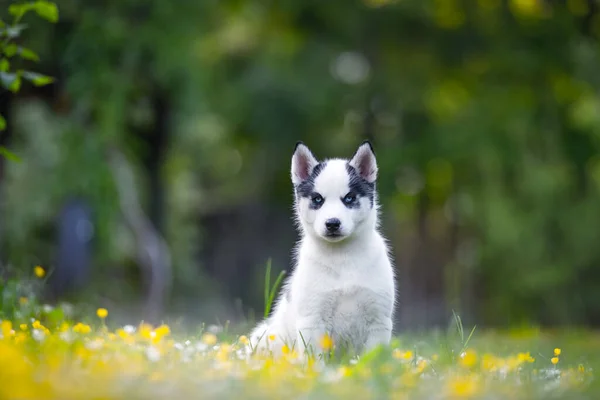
19;297;28;305
238;335;249;345
447;375;479;397
551;357;559;365
460;349;478;368
1;320;13;337
96;308;108;319
73;322;92;334
320;334;334;350
202;333;218;346
154;324;171;340
518;352;535;363
578;364;585;373
392;349;413;360
268;334;276;341
554;348;561;356
416;359;428;373
281;344;290;355
139;323;154;340
19;324;27;331
34;265;45;278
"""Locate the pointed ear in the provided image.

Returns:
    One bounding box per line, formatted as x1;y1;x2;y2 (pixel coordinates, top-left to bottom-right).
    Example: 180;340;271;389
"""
291;142;318;185
349;140;377;183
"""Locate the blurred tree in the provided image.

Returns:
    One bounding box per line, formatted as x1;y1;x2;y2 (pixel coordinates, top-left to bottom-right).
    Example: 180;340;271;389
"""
2;0;600;329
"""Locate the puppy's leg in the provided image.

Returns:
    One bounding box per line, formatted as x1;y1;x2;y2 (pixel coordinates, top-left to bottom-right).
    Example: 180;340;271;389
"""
364;318;393;352
296;316;327;358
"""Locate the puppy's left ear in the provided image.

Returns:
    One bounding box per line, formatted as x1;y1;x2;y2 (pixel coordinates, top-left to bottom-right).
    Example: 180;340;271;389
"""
349;141;377;183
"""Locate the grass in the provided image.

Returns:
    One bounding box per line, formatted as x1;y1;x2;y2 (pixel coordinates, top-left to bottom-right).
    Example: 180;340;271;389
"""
0;266;598;399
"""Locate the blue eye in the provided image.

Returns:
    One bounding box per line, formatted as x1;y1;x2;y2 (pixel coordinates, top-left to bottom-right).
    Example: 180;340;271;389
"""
312;194;324;205
343;193;357;204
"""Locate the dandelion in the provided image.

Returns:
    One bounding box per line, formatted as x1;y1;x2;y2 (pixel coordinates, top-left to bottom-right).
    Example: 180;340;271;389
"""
554;348;561;356
96;308;108;319
551;357;559;365
202;333;218;346
34;265;45;278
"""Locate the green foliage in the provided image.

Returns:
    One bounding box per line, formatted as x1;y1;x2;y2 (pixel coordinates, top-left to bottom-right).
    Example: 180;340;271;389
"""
0;1;58;158
2;0;600;327
263;259;286;319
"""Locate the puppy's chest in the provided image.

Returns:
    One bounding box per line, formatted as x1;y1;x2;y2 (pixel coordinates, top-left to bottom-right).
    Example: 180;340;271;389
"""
296;283;386;329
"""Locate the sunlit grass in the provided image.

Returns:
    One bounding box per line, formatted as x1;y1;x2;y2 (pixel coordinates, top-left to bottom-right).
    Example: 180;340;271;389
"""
0;267;597;399
0;301;598;399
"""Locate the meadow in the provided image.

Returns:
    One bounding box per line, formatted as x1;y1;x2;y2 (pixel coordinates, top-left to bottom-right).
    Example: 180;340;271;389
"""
0;267;598;400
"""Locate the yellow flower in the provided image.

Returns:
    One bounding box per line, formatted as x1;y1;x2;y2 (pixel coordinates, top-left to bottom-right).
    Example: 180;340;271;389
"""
96;308;108;319
551;357;559;365
281;344;290;354
154;324;170;338
578;364;585;373
202;333;218;346
459;349;478;368
139;323;154;340
1;320;13;337
19;323;27;331
320;334;334;350
268;334;276;341
19;297;28;305
518;352;535;363
73;322;91;334
238;335;249;345
34;265;45;278
554;348;561;356
392;349;413;360
447;375;479;397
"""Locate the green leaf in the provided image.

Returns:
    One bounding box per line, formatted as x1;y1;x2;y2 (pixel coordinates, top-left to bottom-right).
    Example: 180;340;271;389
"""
0;146;21;162
21;70;54;86
0;59;9;72
0;115;5;130
0;71;21;92
33;1;59;23
3;43;18;57
8;3;33;19
18;46;39;62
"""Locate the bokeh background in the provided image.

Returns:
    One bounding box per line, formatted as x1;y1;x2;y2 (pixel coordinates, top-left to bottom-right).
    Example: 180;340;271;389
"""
1;0;600;332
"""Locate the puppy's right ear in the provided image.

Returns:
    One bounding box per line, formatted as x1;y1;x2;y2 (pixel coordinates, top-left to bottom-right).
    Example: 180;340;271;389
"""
291;142;318;185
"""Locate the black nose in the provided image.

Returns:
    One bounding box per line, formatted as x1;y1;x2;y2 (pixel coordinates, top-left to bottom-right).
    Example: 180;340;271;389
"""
325;218;341;233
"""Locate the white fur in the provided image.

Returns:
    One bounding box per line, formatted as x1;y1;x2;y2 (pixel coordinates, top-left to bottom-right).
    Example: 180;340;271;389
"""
248;143;396;358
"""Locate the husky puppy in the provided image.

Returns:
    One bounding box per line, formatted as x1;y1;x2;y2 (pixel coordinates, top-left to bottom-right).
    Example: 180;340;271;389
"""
249;141;396;357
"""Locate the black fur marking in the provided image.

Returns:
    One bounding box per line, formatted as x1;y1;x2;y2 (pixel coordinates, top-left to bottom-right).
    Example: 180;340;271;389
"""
346;163;375;208
358;140;375;155
295;161;326;201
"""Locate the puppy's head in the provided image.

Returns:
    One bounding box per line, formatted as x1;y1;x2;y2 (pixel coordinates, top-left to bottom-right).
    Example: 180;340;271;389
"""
291;141;378;243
